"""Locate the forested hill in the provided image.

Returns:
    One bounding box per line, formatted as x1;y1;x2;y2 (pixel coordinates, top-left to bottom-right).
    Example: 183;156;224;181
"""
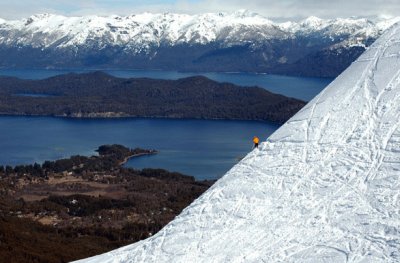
0;72;305;123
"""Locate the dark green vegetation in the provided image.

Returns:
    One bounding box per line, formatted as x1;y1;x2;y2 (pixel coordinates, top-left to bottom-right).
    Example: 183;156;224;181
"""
0;72;305;124
0;145;214;262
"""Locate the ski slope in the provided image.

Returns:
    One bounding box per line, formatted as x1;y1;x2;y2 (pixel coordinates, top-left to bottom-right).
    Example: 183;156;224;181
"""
75;22;400;262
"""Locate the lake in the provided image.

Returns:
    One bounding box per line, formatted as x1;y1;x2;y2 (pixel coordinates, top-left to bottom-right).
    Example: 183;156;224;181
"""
0;69;332;179
0;116;278;180
0;69;333;101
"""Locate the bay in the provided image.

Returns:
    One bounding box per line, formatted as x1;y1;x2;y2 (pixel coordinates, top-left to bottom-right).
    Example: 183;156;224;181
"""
0;116;278;180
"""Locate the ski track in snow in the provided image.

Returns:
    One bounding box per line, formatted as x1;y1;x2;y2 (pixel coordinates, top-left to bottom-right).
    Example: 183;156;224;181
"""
75;23;400;263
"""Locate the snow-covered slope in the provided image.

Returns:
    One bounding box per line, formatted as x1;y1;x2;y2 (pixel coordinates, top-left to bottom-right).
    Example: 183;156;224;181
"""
75;21;400;263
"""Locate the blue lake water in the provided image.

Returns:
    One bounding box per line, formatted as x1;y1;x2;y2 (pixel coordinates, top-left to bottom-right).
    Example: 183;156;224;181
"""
0;69;333;179
14;93;58;98
0;69;333;101
0;116;278;180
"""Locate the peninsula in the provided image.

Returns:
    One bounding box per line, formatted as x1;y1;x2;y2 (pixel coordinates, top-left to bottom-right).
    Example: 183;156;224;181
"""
0;72;305;124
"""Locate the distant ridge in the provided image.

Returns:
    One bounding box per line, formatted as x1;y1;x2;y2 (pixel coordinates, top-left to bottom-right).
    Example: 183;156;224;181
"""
0;12;399;77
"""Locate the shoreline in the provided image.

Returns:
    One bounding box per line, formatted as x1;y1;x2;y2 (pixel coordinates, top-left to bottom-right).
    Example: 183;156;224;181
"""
118;151;158;166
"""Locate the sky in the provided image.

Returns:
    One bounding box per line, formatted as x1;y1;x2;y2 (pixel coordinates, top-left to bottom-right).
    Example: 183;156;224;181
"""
0;0;398;20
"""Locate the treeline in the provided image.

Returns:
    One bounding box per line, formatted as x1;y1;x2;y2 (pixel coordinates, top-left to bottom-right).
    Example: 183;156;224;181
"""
0;72;305;123
0;213;164;263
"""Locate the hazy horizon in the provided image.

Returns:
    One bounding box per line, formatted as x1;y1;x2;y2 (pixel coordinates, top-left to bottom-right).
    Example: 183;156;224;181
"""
0;10;397;23
0;0;398;20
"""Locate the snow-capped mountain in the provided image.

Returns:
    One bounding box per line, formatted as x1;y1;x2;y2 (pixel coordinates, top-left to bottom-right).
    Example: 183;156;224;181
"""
0;11;399;77
0;11;397;49
75;21;400;262
0;11;280;48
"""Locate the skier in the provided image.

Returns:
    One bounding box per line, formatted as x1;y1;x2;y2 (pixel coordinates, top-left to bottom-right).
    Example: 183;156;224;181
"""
253;136;259;149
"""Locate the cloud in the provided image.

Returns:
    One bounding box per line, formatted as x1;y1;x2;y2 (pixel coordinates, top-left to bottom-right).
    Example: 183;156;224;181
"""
0;0;399;20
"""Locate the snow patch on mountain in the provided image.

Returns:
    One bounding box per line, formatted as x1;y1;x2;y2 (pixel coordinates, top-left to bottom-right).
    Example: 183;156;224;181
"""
74;20;400;263
300;16;326;29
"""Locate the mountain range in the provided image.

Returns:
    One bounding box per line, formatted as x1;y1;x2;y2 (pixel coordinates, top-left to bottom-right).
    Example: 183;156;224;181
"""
1;11;399;77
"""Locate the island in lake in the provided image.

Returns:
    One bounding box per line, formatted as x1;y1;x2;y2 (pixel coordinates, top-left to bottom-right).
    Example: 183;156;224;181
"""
0;72;305;123
0;145;214;262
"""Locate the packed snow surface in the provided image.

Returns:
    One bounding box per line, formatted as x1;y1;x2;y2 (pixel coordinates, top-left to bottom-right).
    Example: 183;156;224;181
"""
76;22;400;262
